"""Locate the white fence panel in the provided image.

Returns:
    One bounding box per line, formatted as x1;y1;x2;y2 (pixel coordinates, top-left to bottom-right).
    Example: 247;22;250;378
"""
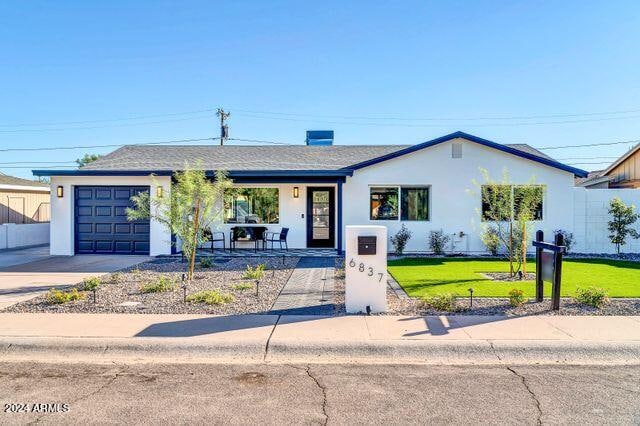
573;188;640;254
0;223;50;250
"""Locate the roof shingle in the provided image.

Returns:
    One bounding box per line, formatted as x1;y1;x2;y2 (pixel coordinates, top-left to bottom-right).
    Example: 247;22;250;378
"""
81;142;553;172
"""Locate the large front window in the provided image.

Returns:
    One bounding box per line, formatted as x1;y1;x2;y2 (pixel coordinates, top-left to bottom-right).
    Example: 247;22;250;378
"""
370;186;429;221
481;185;544;221
224;188;279;224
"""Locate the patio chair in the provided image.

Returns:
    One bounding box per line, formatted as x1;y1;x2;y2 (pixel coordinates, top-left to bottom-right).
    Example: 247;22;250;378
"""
264;227;289;251
202;229;226;252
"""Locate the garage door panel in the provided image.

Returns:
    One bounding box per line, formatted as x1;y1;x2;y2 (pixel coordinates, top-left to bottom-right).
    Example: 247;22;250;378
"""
74;186;150;255
95;189;112;199
95;223;112;233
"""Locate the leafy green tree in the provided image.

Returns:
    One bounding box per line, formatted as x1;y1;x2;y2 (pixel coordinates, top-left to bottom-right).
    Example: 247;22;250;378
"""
76;153;102;167
608;198;639;254
473;169;544;276
126;164;232;280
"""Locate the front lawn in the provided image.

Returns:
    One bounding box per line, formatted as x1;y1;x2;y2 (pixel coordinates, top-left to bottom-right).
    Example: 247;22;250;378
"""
388;258;640;298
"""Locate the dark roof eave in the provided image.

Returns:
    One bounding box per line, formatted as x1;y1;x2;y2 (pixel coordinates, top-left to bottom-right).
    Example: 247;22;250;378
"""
32;169;354;178
346;131;589;178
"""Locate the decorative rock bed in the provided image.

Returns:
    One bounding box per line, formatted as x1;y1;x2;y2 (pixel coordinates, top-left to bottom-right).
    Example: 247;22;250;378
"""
4;257;298;315
333;258;640;316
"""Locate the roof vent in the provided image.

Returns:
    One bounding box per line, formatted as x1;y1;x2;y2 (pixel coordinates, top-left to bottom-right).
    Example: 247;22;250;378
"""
306;130;334;146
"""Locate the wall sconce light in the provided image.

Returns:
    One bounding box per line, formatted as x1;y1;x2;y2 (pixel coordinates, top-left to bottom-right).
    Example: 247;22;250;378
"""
293;186;299;198
156;186;164;198
56;186;64;198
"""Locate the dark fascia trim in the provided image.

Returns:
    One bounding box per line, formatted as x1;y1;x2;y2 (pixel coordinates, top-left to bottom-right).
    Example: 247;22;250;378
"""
32;169;174;177
32;169;353;178
344;131;589;178
230;176;346;184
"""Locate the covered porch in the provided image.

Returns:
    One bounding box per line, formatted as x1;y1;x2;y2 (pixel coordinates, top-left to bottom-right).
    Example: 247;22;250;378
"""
204;170;348;254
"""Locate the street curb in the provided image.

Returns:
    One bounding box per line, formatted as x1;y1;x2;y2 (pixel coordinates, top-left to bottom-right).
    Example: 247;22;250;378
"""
266;339;640;364
0;337;266;364
1;336;640;365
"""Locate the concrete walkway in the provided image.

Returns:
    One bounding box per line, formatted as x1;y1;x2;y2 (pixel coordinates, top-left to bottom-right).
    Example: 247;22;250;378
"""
270;257;335;315
0;313;639;364
0;253;150;309
0;245;50;269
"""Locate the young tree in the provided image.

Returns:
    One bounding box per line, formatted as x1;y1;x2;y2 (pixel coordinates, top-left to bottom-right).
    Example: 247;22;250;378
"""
126;164;233;280
76;153;102;167
608;197;639;254
473;169;544;277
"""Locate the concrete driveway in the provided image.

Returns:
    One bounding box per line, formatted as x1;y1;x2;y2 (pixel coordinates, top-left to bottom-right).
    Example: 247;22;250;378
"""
0;247;150;309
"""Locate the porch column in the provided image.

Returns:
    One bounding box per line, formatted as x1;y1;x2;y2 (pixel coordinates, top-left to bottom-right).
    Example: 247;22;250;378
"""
337;179;343;254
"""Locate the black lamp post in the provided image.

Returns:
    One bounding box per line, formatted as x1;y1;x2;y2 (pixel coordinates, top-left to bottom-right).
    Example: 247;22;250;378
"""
468;288;474;308
181;273;187;303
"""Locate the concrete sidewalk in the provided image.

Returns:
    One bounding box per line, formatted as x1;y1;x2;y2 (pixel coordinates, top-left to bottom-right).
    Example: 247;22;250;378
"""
1;313;639;364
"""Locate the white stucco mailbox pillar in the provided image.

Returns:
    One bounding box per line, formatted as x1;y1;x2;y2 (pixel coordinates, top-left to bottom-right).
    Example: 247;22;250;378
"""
345;225;387;313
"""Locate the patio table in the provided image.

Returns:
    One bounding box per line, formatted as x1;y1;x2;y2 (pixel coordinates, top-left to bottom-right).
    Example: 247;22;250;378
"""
230;226;268;252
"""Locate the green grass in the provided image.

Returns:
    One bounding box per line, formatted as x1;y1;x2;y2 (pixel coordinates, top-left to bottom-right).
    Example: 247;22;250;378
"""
388;257;640;298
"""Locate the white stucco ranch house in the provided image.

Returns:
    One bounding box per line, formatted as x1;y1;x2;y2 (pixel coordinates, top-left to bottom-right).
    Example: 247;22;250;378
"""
33;131;589;256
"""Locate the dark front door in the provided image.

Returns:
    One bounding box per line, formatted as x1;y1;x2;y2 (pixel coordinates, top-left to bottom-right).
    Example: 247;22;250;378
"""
306;187;335;248
74;186;150;255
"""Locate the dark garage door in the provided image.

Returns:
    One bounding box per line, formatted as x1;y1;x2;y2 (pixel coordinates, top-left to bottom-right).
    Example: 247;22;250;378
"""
75;186;150;255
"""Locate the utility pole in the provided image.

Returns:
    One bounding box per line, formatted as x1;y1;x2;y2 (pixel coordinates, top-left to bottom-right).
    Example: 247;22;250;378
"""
216;108;230;145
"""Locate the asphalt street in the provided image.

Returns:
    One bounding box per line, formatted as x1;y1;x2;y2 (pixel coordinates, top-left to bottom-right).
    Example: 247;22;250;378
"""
0;362;639;425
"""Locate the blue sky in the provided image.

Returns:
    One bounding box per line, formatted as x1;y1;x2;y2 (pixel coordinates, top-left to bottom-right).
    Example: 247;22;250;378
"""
1;1;640;178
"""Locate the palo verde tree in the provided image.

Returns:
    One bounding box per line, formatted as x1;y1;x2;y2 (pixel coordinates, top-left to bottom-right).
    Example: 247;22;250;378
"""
608;197;639;254
472;168;544;276
127;164;233;280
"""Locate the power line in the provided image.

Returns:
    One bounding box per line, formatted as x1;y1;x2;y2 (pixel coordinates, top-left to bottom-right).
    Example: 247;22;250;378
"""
567;161;617;165
233;107;640;121
555;156;619;161
0;114;215;133
227;138;294;145
0;108;218;127
234;112;640;128
0;137;217;153
539;139;640;150
0;161;77;165
0;165;75;169
2;105;640;131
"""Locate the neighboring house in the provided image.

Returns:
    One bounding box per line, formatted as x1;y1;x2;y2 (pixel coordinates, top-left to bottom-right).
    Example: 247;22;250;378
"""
0;173;50;224
33;131;587;256
577;142;640;189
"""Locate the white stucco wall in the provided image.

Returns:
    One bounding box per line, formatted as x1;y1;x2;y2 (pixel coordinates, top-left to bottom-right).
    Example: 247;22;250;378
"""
573;187;640;253
47;137;586;256
0;223;50;250
341;137;576;253
49;175;172;256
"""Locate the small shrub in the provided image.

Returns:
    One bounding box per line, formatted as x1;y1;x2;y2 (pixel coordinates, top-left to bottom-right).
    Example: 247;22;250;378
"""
428;230;450;255
110;273;123;284
82;277;101;291
481;227;501;255
46;288;86;304
232;283;253;291
575;287;610;308
508;288;526;307
553;229;574;253
243;264;266;280
390;224;412;255
140;276;176;293
199;257;213;268
421;293;458;312
186;290;235;305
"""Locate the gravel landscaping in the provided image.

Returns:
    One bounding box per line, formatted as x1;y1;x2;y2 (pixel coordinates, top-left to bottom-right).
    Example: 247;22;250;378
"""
4;257;298;315
333;258;640;316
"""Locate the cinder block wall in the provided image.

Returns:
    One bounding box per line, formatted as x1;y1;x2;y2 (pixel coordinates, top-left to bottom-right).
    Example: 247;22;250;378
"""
573;187;640;254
